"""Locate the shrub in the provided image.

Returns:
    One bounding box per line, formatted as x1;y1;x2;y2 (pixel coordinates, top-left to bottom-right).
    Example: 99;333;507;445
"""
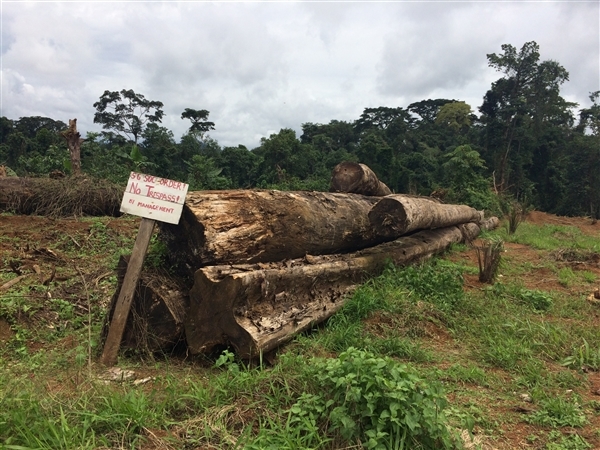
292;348;458;449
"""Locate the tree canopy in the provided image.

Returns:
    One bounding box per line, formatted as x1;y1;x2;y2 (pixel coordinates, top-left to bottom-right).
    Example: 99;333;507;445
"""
2;41;597;218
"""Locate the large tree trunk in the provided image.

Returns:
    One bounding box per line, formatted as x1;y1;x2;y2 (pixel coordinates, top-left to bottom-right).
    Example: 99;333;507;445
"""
330;162;392;196
185;217;499;359
368;194;484;238
159;190;387;276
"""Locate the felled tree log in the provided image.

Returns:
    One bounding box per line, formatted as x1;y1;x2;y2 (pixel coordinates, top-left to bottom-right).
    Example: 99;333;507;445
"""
369;194;485;238
101;255;189;354
159;190;387;276
185;217;499;359
330;162;392;196
0;177;122;216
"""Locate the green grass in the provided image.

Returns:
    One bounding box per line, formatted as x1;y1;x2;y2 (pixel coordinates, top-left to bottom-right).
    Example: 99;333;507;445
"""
503;222;600;252
2;216;600;449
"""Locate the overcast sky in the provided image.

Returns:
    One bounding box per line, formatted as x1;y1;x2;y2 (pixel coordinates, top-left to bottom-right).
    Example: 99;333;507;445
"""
1;1;599;149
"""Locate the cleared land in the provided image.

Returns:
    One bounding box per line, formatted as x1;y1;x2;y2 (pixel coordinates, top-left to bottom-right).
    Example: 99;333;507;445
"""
1;210;599;449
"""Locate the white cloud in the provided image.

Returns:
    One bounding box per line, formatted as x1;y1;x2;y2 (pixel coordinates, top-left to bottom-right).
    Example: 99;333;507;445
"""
1;1;597;148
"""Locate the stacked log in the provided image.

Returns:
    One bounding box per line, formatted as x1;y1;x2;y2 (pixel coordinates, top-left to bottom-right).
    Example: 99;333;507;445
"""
108;163;499;359
369;194;485;237
185;218;499;358
330;161;392;196
158;190;386;276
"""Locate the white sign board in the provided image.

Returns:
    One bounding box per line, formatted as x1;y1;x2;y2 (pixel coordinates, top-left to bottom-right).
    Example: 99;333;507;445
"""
120;172;189;225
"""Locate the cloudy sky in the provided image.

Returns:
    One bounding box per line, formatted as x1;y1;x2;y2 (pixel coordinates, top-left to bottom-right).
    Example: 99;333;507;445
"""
1;1;598;149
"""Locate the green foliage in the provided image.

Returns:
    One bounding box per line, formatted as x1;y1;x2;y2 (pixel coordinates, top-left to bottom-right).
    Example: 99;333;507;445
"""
186;154;231;190
292;348;457;449
545;430;591;450
435;102;472;133
93;89;165;144
506;223;600;252
561;339;600;371
525;394;588;428
442;363;490;387
145;234;169;269
181;108;215;135
486;282;554;312
442;145;499;212
18;144;69;175
390;260;465;313
557;267;577;288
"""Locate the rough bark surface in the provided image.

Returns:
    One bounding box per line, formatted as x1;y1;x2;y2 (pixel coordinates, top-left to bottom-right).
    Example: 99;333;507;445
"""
330;162;392;196
185;217;499;358
159;190;386;276
369;194;485;238
61;119;85;176
101;255;189;354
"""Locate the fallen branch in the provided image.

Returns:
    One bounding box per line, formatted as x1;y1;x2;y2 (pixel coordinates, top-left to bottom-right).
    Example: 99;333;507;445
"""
0;274;28;291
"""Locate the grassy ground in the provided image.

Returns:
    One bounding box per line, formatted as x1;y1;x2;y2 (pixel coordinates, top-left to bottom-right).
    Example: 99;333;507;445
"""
1;211;599;449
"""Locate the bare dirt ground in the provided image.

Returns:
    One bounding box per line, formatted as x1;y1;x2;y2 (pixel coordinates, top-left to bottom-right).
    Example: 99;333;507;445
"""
1;210;600;449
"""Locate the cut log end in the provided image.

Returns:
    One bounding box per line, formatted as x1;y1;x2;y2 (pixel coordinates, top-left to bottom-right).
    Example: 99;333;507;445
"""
101;255;190;355
369;194;484;237
330;162;392;196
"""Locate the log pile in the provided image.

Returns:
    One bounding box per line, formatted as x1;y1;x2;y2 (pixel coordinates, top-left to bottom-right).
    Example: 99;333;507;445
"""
108;163;499;358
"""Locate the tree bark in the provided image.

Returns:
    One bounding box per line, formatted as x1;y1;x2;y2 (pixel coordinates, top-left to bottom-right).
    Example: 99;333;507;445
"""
185;217;499;359
368;194;485;238
61;119;85;176
159;189;387;276
330;162;392;196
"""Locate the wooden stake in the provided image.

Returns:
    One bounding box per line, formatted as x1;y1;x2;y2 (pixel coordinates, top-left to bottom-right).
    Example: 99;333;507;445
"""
100;217;155;366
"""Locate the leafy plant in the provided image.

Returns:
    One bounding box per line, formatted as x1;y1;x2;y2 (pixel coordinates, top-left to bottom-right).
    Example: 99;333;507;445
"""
485;283;553;311
291;348;457;449
561;339;600;371
390;260;465;313
525;395;588;428
545;432;591;450
517;288;553;311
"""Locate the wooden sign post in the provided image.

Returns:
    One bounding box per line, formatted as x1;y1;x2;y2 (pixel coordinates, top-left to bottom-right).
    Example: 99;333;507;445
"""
100;172;189;366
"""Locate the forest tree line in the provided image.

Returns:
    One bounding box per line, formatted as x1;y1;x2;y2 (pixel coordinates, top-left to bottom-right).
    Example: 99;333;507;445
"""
1;42;599;218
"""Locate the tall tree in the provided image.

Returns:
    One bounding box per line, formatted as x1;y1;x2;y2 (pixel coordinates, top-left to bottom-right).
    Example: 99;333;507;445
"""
93;89;164;144
181;108;215;136
560;92;600;218
479;41;573;196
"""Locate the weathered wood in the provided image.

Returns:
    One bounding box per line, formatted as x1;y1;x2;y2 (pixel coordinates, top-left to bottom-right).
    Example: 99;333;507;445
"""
185;217;499;359
61;118;85;175
101;218;155;366
368;194;485;238
159;190;386;276
101;255;190;354
330;162;392;196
